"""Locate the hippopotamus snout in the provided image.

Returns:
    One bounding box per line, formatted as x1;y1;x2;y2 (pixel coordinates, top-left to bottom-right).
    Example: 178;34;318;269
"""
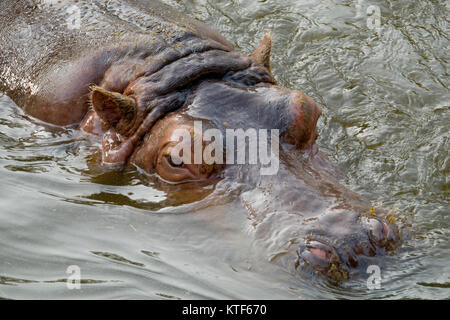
297;213;401;281
240;147;403;282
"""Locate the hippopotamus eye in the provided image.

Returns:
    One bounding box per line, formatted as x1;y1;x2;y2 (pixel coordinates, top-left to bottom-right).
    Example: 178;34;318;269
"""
166;155;183;168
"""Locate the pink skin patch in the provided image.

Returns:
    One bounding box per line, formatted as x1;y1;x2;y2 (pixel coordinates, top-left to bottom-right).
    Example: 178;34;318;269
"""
309;248;328;260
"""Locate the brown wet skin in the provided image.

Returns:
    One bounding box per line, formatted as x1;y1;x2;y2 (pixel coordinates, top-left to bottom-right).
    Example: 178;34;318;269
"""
0;0;402;282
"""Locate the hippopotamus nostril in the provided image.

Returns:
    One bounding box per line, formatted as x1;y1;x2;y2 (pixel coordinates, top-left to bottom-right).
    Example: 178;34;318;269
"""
298;240;349;281
368;218;389;243
362;216;397;250
363;216;401;251
301;240;338;266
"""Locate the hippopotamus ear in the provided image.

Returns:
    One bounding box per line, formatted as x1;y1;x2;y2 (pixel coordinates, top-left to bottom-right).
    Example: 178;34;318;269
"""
251;33;272;73
90;85;137;136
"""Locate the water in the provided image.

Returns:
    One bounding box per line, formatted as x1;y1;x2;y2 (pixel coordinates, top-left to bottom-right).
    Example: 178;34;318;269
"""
0;0;449;299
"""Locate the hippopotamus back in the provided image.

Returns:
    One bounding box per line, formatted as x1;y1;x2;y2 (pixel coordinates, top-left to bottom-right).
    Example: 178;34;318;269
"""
0;0;235;124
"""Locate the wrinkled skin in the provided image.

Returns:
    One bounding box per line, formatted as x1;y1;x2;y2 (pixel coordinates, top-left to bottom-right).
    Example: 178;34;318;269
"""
0;0;401;281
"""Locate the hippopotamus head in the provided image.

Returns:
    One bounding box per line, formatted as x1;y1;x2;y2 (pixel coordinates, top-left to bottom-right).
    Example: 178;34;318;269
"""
81;35;401;281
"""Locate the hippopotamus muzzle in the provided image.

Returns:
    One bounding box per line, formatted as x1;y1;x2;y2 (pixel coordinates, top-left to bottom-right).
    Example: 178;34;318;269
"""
297;215;401;281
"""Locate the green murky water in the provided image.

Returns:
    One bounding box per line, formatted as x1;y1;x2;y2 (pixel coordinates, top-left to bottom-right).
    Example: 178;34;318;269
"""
0;0;448;299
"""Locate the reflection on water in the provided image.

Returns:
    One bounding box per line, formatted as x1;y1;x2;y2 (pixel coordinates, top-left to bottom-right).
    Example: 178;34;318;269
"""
0;0;449;299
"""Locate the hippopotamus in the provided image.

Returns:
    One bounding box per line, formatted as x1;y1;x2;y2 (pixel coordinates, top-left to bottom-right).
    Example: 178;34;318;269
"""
0;0;401;281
